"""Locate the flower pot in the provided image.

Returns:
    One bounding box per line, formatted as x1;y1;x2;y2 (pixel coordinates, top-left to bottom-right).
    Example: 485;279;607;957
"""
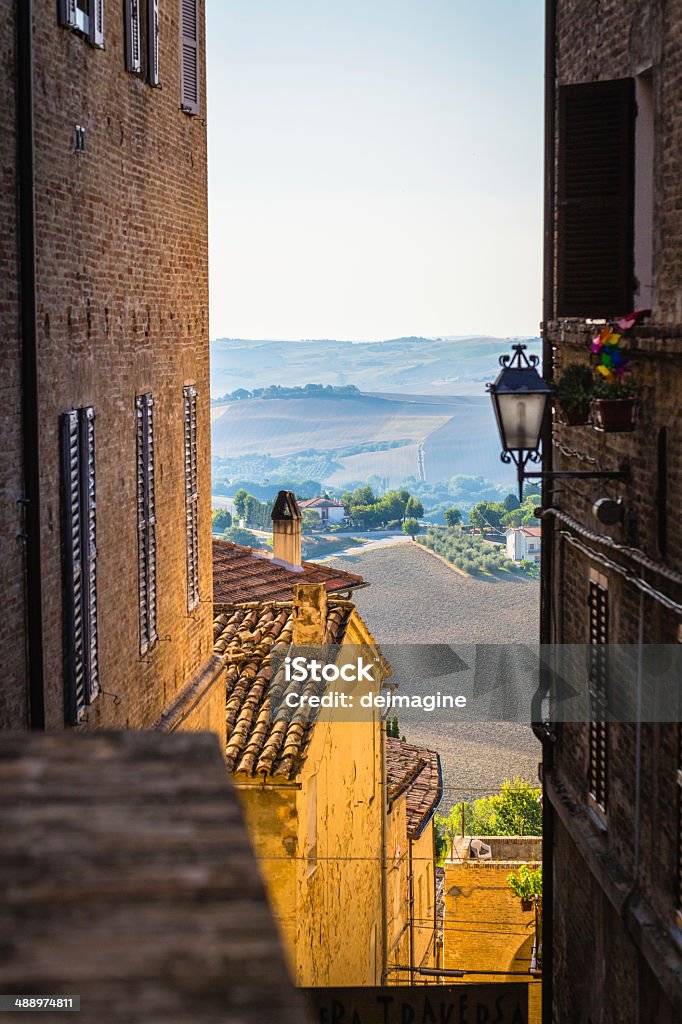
521;898;533;912
555;400;590;426
591;397;636;433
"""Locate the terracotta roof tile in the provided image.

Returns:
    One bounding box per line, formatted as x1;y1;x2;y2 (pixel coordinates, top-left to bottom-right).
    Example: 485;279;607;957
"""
213;540;364;604
385;737;443;839
214;600;353;779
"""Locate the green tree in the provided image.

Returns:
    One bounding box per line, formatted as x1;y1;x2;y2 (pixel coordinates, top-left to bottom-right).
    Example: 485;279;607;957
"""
233;488;248;519
302;509;322;532
469;778;542;836
350;504;380;530
351;485;375;506
444;507;463;527
402;517;420;539
504;493;521;512
222;525;261;548
212;508;232;532
469;500;506;532
405;496;424;520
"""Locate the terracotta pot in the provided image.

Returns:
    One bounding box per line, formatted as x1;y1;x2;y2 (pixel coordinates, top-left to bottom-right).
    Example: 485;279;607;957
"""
555;400;590;426
521;898;533;912
591;397;636;432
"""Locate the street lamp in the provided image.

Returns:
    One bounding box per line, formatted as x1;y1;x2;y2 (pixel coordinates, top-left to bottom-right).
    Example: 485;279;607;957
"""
487;345;551;500
487;343;630;501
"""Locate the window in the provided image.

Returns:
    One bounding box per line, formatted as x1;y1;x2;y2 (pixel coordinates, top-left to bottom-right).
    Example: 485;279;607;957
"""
557;79;635;317
180;0;200;114
136;393;157;653
124;0;142;73
587;573;609;814
59;0;104;47
147;0;159;86
183;385;200;611
61;408;99;724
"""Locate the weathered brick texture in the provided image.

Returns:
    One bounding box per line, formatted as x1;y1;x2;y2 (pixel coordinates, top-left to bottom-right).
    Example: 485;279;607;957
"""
1;3;219;741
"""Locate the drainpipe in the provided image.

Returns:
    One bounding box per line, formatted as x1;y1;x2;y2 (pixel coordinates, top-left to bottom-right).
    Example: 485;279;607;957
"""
17;0;45;729
540;3;557;1023
408;840;415;985
380;723;389;984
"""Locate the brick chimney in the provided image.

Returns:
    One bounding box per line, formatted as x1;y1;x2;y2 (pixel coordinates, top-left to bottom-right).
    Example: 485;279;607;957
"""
292;583;328;646
271;490;303;571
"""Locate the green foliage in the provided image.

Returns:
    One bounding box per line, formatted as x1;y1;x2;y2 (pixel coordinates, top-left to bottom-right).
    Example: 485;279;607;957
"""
503;493;521;512
244;494;272;528
443;507;462;527
222;525;262;548
592;377;637;398
418;527;519;576
469;501;507;532
500;493;541;529
439;778;542;846
211;508;232;531
508;864;542;903
233;488;248;519
555;363;594;417
402;517;421;538
302;509;322;532
405;495;424;520
385;716;400;738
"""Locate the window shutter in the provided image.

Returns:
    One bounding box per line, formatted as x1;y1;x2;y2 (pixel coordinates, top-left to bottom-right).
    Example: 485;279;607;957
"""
88;0;104;47
183;386;200;611
125;0;142;73
147;0;160;86
136;394;157;653
180;0;200;114
587;578;609;812
59;0;79;29
556;79;635;317
80;407;99;703
61;411;87;724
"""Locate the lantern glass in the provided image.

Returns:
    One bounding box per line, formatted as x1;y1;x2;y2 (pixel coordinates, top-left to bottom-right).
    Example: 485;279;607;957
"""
495;389;549;451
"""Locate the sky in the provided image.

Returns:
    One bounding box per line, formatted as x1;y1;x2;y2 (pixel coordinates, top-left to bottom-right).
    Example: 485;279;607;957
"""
206;1;544;341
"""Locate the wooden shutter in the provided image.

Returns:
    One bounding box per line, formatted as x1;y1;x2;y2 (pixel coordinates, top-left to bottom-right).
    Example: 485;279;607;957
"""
61;411;87;724
557;79;635;317
588;578;609;812
147;0;160;86
180;0;200;114
80;407;99;703
125;0;142;73
89;0;104;47
61;407;98;723
136;394;158;653
59;0;79;29
183;385;200;611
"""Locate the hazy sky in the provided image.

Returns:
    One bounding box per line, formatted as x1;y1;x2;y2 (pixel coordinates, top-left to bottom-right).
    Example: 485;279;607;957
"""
206;1;544;341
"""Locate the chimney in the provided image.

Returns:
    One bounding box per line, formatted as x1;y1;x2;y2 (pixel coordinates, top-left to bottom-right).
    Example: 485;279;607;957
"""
271;490;303;571
292;583;328;646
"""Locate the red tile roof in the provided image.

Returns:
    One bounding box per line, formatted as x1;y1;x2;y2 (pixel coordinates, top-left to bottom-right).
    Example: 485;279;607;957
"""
213;540;364;605
213;600;353;778
385;737;443;839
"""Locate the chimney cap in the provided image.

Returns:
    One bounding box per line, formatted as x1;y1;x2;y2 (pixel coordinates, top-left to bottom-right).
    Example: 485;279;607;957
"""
272;490;302;522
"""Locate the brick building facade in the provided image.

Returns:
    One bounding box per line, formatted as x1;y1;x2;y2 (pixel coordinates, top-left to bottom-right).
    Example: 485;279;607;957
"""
2;1;223;740
541;1;682;1020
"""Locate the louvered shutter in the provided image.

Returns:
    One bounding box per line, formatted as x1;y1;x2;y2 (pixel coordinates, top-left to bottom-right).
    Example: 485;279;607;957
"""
59;0;79;29
125;0;142;73
557;79;635;317
587;579;609;812
80;407;99;703
183;386;200;611
136;394;158;653
89;0;104;47
147;0;160;86
180;0;200;114
61;412;87;724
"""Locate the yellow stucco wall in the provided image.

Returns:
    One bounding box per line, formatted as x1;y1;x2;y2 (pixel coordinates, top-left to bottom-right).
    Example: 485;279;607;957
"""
386;795;438;984
443;860;541;1024
233;607;386;987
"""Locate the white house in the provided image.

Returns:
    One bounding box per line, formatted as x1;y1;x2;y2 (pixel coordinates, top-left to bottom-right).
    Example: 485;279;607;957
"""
505;526;542;563
298;496;346;525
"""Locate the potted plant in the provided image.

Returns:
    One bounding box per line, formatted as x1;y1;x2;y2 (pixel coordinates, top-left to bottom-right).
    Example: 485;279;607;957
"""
554;363;594;425
591;378;637;432
589;326;637;432
507;863;542;912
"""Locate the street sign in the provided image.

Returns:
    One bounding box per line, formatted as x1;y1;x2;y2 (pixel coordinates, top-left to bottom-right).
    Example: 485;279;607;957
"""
305;984;529;1024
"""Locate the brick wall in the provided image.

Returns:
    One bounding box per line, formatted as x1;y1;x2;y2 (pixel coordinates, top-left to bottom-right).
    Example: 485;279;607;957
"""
1;3;217;736
547;1;682;1018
